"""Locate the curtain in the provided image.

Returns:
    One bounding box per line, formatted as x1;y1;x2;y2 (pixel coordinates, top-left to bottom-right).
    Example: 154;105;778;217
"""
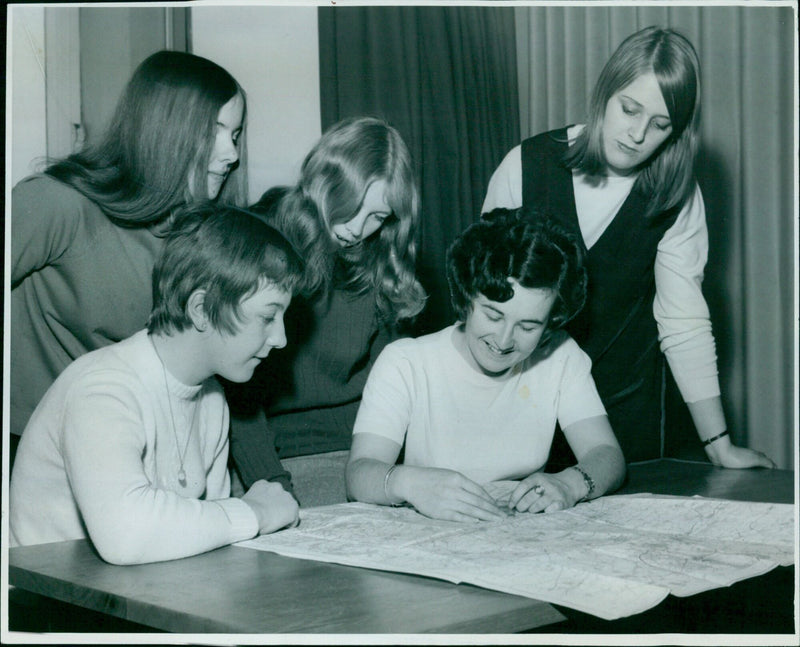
515;5;796;469
319;5;519;333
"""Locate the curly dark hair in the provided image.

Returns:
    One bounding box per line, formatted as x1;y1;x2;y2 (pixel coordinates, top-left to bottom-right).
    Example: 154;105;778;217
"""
447;208;587;348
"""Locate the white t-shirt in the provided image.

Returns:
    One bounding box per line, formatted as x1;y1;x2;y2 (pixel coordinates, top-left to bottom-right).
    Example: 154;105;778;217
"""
482;126;720;403
10;329;258;564
352;326;606;484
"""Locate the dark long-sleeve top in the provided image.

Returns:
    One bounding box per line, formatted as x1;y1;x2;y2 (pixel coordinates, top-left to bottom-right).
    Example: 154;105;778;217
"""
483;127;717;462
227;285;397;490
10;175;165;438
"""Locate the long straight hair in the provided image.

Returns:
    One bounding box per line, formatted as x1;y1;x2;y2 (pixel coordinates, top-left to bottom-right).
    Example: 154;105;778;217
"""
298;116;426;324
45;50;248;226
564;26;701;220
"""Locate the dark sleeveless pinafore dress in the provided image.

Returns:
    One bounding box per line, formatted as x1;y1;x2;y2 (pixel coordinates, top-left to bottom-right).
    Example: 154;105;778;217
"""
520;128;680;464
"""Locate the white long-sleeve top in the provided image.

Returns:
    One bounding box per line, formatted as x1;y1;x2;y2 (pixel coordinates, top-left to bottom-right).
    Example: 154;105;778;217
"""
482;129;720;404
10;330;259;564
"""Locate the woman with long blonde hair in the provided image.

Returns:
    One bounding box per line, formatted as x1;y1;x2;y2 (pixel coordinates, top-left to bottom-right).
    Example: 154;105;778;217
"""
228;117;426;500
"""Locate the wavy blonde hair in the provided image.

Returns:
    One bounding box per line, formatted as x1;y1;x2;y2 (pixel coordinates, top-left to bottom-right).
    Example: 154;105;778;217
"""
297;116;426;323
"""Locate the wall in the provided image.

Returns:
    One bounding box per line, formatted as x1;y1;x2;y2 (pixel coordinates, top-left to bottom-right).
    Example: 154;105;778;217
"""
7;5;321;205
79;7;173;146
191;5;322;203
8;6;47;187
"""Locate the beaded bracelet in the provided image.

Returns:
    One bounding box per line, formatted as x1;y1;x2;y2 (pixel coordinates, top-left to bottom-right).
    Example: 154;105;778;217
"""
572;465;595;501
702;430;730;446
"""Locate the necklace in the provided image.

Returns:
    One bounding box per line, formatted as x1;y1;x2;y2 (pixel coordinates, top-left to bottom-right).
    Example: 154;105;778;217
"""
150;336;197;487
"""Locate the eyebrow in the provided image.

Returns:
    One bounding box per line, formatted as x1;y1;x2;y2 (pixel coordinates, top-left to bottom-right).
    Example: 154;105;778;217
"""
481;303;546;325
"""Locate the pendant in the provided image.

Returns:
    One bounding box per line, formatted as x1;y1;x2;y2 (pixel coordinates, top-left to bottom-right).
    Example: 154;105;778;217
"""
178;469;187;487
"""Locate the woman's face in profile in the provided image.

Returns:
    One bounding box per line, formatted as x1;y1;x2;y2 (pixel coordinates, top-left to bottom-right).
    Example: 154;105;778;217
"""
459;279;556;378
601;71;673;176
205;93;245;199
203;281;292;384
330;179;392;248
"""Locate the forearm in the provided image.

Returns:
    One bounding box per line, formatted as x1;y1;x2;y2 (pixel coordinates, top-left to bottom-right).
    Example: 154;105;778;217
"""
687;396;732;463
686;395;726;437
68;438;258;564
345;457;401;505
688;396;777;469
86;491;258;565
229;408;293;494
556;444;626;501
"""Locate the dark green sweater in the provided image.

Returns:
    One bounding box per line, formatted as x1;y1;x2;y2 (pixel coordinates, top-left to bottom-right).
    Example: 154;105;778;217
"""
10;175;164;438
227;286;396;489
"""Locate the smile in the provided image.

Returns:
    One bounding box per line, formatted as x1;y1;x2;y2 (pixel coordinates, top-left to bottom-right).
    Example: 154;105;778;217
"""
616;141;638;155
484;340;513;356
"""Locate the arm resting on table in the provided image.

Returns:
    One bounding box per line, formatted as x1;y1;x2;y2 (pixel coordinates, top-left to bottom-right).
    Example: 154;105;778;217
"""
560;414;627;500
687;396;775;469
227;396;294;495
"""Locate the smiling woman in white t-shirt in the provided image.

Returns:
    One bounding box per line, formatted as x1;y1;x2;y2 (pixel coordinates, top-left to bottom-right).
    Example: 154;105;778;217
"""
346;209;626;522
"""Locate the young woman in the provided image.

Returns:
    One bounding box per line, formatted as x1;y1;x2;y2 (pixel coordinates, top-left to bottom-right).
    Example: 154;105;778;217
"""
482;26;773;469
10;204;302;564
10;50;248;449
346;210;626;521
227;117;427;498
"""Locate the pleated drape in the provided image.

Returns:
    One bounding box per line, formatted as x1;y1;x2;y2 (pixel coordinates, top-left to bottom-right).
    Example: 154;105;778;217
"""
515;5;796;468
318;5;519;333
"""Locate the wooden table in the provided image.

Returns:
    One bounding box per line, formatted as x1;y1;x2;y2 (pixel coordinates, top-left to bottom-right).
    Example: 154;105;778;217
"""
7;459;795;634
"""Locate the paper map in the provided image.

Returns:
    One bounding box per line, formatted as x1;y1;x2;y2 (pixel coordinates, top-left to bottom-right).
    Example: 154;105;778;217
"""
238;493;795;620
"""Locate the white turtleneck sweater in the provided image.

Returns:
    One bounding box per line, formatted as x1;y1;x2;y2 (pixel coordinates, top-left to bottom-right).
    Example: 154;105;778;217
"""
10;329;259;564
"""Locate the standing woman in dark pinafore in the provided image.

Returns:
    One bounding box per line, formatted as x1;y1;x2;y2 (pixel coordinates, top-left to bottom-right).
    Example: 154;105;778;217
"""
483;26;773;469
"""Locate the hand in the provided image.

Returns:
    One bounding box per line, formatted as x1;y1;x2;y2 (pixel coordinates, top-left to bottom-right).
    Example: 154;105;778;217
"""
398;466;510;522
705;441;776;469
508;472;578;513
241;479;300;534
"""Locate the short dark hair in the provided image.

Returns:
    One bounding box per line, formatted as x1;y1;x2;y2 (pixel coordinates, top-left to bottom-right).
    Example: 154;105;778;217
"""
147;202;304;335
447;208;587;348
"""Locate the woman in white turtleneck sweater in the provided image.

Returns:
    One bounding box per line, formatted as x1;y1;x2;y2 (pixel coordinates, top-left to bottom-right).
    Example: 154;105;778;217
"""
10;204;304;564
